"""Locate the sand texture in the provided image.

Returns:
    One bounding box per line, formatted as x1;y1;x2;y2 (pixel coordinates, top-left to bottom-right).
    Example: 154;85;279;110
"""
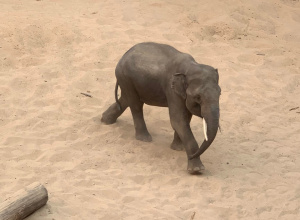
0;0;299;219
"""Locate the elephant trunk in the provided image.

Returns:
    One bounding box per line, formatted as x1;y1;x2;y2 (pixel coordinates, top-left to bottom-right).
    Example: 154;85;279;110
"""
189;104;219;159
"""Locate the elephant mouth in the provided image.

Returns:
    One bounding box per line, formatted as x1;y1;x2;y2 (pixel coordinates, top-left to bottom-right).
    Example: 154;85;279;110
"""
186;101;202;117
192;106;202;118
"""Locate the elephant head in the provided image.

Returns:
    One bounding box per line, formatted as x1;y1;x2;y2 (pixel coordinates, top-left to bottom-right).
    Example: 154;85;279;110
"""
172;64;221;159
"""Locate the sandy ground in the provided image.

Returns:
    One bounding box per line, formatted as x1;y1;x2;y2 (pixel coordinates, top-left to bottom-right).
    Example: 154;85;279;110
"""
0;0;299;219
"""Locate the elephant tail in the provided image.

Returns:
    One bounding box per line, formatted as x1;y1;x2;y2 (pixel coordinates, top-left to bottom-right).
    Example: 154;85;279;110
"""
115;81;122;111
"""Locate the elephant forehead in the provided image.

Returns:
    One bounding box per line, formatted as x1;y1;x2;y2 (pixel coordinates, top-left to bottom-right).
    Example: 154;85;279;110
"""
187;82;220;97
188;67;219;82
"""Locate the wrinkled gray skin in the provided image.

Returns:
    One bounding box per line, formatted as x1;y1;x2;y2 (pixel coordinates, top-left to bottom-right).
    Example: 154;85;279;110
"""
101;42;221;174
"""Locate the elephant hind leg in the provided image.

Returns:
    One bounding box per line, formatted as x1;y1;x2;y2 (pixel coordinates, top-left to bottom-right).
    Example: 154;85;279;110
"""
101;96;128;124
130;101;152;142
115;78;152;142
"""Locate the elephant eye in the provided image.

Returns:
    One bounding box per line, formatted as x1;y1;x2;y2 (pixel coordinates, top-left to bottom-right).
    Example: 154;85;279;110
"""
194;94;201;102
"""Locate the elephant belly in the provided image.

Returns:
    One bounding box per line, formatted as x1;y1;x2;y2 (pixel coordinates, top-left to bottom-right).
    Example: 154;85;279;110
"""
135;80;168;107
141;95;168;107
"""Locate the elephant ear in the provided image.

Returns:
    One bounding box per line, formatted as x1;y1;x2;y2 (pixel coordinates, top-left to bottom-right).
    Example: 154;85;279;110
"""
171;73;187;99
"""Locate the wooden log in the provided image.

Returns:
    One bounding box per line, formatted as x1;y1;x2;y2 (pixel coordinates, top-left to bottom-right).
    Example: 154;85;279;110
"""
0;182;48;220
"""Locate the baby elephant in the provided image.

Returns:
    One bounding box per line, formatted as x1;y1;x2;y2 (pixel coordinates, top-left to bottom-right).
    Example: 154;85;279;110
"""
101;42;221;174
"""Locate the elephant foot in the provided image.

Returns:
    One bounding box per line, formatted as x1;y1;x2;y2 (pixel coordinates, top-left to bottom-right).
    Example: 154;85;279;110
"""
187;158;205;174
136;131;152;142
101;114;117;124
170;140;185;151
101;102;124;125
101;107;119;124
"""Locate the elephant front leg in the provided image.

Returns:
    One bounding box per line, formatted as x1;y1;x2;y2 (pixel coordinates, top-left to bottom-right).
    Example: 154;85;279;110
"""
169;107;204;174
170;131;185;151
174;126;205;174
171;115;191;151
185;141;205;174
